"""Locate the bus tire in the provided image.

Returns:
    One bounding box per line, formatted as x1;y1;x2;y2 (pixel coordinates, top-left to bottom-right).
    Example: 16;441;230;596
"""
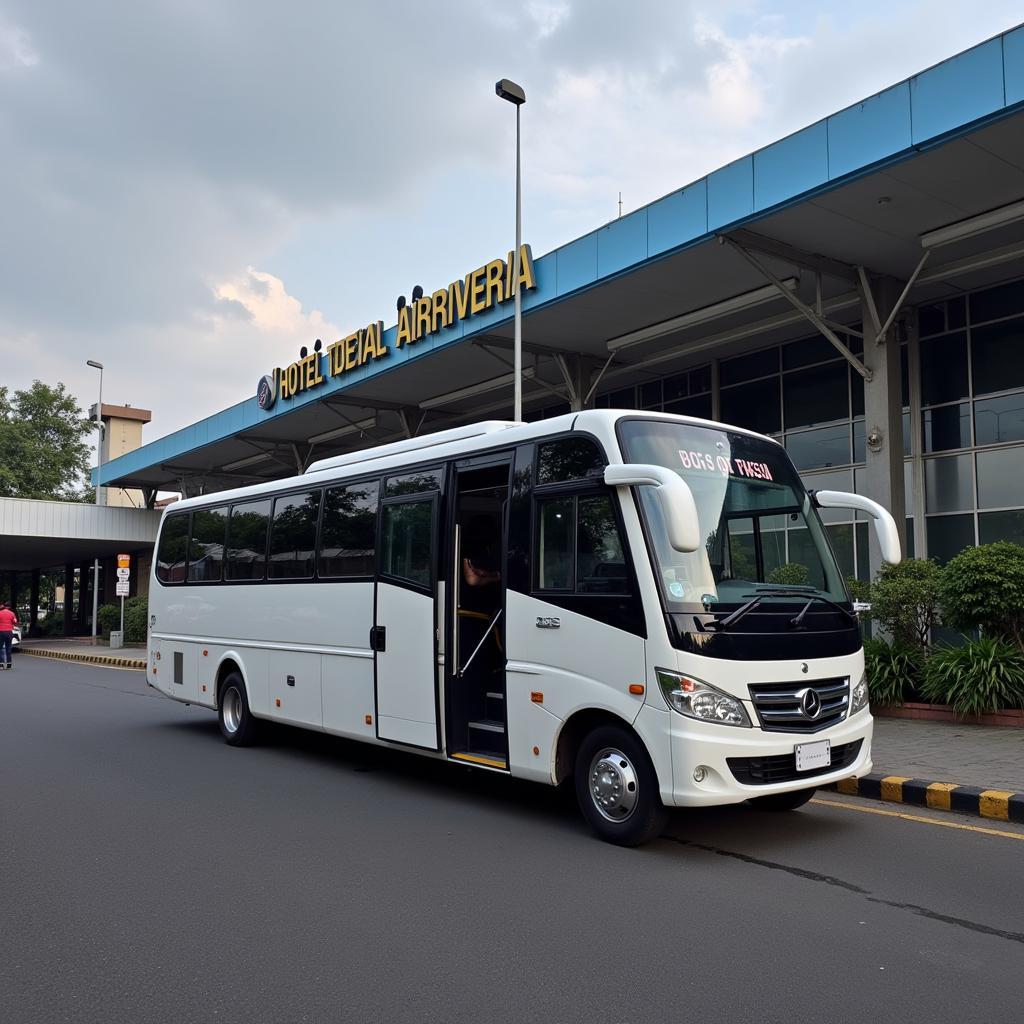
218;672;259;747
748;787;816;811
575;725;667;847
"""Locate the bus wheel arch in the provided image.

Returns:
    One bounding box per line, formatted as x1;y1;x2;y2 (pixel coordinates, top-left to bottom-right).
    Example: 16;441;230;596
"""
557;710;668;846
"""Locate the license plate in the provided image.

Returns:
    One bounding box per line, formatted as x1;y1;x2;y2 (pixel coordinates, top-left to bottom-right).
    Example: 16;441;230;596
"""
795;739;831;772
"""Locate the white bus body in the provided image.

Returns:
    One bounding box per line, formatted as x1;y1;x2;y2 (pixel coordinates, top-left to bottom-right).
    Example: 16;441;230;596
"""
148;411;897;845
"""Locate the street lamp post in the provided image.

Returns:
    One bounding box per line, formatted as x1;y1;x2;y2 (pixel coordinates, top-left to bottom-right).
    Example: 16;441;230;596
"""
86;359;104;638
495;78;526;422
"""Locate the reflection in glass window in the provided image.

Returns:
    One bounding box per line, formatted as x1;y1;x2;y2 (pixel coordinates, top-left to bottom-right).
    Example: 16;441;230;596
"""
979;510;1024;546
156;515;189;584
385;470;441;497
319;481;379;577
976;449;1024;509
226;499;271;580
975;392;1024;446
577;496;627;593
664;394;713;420
786;424;850;470
720;347;778;386
269;491;322;579
924;455;973;513
188;507;227;582
537;437;604;484
969;281;1024;325
923;404;971;453
381;500;432;587
538;498;574;589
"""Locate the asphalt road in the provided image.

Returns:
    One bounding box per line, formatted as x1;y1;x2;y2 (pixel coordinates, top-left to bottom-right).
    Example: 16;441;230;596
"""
2;656;1022;1024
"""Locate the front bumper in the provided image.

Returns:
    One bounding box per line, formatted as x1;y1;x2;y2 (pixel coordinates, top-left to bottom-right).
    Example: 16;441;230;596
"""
664;708;873;807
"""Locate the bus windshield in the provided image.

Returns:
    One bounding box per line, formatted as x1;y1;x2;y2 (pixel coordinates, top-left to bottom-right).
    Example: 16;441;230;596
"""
618;418;847;611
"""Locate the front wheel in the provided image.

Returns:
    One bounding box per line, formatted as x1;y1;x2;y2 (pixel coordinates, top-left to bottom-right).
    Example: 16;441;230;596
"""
748;787;816;811
574;725;667;846
218;672;260;747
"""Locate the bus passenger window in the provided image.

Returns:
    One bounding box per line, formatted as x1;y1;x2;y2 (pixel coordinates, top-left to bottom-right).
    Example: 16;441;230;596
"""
537;437;604;484
269;491;322;579
225;499;271;581
156;514;190;584
319;481;380;578
380;500;432;587
538;498;574;589
576;496;627;593
188;507;228;582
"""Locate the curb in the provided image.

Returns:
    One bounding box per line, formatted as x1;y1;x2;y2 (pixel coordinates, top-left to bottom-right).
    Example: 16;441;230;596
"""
18;648;146;671
828;773;1024;824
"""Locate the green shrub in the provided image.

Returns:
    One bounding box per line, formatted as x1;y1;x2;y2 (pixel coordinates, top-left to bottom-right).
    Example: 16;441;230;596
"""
97;603;120;638
863;638;923;706
939;541;1024;647
766;562;810;586
870;558;942;650
922;637;1024;716
123;596;148;644
38;612;64;636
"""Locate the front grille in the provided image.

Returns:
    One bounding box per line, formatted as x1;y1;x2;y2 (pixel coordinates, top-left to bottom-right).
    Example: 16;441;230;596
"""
748;677;850;733
727;740;862;786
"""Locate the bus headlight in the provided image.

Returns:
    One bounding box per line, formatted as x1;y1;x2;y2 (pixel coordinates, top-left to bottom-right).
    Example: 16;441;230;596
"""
656;669;751;727
850;673;869;716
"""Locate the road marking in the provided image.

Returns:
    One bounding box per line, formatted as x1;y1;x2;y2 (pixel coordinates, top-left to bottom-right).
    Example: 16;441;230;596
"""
811;797;1024;841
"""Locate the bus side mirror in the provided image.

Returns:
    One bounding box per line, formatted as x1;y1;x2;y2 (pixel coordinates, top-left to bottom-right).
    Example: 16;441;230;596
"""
813;490;902;564
605;464;701;553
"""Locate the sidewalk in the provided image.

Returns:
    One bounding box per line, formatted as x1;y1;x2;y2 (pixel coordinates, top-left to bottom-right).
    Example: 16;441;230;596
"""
17;638;146;670
834;715;1024;823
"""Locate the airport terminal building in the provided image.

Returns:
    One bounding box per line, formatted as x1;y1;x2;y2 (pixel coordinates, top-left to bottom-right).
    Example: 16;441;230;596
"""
8;26;1024;627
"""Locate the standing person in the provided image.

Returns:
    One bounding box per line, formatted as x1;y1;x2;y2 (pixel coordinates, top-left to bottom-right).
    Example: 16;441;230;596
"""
0;601;17;671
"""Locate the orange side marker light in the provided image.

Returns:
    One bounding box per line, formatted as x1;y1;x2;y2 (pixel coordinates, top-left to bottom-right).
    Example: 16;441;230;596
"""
202;650;208;657
275;698;281;708
629;684;645;695
365;714;373;725
530;691;543;703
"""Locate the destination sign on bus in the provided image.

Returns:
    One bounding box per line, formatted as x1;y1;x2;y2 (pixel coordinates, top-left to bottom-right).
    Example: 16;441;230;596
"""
678;447;775;481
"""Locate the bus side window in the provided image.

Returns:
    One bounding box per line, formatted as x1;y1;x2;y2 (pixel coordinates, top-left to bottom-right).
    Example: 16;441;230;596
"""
156;514;190;584
319;481;380;578
537;437;604;484
225;499;271;581
536;493;630;595
269;490;322;580
188;507;228;582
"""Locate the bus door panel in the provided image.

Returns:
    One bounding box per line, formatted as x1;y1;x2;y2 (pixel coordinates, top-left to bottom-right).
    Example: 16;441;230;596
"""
374;494;440;750
268;649;323;729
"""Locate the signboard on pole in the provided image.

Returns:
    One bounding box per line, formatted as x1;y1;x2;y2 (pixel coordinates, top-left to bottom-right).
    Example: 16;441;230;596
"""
116;567;130;580
117;553;131;570
116;581;129;597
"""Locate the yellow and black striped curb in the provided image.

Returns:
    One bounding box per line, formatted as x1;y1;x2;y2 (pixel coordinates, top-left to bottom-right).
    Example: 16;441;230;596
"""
829;773;1024;824
18;648;146;671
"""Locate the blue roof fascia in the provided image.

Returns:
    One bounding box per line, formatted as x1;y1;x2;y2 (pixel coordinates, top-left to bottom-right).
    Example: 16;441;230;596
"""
98;24;1024;487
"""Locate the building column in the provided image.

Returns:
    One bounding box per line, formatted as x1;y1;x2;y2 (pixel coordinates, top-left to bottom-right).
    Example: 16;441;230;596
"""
63;564;75;636
77;562;90;633
29;569;40;637
860;277;907;577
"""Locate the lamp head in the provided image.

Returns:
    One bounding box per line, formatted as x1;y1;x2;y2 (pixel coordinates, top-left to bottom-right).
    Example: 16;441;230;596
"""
495;79;526;106
86;360;104;370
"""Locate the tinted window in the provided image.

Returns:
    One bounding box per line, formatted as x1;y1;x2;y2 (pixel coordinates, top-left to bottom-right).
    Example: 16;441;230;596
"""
783;362;849;428
319;481;379;578
188;507;227;582
381;499;433;586
923;404;971;453
269;491;322;579
720;378;781;435
720;347;777;386
975;393;1024;446
921;332;968;405
537;437;604;484
537;494;629;594
971;317;1024;396
577;496;627;593
156;515;189;584
969;281;1024;324
385;470;441;496
226;499;271;580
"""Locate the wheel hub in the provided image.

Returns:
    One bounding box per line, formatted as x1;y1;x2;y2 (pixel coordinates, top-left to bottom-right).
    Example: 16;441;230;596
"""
588;747;639;822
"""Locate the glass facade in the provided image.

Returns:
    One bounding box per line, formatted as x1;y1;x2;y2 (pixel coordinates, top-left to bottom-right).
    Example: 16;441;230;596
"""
583;275;1024;571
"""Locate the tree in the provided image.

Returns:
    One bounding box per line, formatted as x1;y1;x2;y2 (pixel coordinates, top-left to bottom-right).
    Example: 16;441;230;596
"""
940;541;1024;647
870;557;943;651
0;381;94;500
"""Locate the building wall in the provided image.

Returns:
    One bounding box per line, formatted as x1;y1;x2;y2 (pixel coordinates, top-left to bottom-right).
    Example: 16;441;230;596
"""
101;415;147;508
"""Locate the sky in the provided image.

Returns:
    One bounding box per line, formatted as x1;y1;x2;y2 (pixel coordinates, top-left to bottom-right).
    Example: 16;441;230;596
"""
2;1;1024;461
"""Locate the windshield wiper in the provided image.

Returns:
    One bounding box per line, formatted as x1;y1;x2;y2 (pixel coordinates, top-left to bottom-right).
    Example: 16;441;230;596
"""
713;595;767;630
790;594;857;628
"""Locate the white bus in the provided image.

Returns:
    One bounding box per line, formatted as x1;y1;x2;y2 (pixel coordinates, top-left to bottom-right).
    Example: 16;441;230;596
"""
148;411;899;845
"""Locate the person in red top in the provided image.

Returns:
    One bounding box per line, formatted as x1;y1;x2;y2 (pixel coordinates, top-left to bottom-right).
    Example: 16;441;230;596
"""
0;601;18;671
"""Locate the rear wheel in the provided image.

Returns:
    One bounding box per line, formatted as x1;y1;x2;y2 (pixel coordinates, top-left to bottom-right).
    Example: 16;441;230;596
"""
574;725;667;846
748;787;816;811
218;672;260;746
